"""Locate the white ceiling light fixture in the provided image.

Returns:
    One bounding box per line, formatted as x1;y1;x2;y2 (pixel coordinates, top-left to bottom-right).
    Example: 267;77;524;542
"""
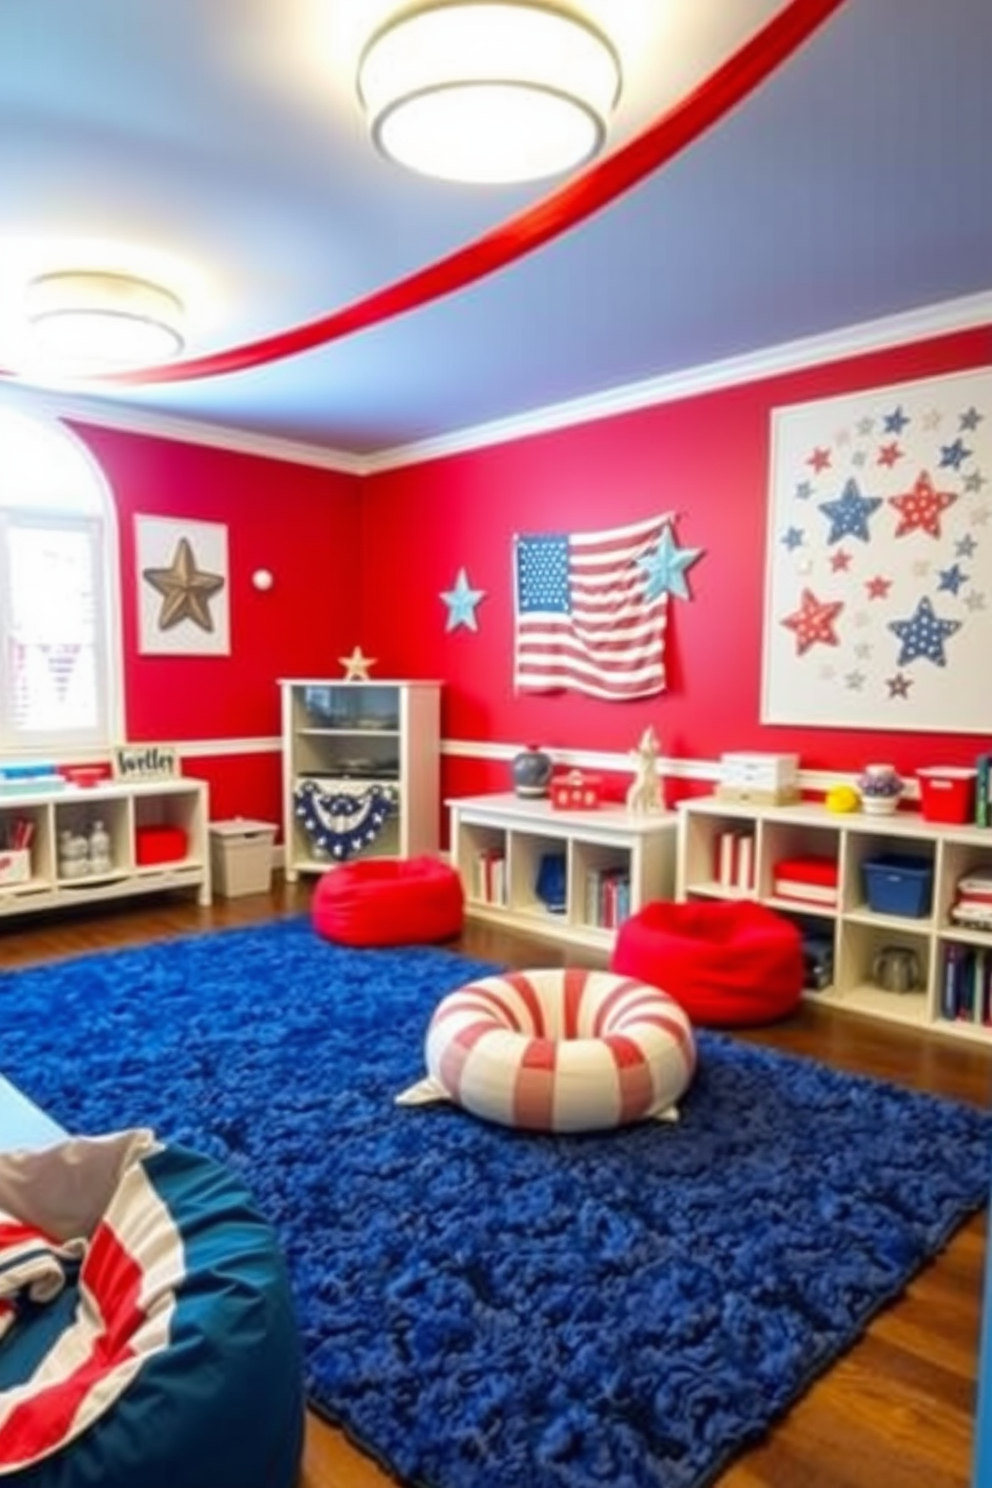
357;1;622;185
23;270;186;372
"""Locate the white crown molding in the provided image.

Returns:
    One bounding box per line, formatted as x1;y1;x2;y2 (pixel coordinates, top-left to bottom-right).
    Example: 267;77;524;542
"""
0;380;366;475
366;290;992;471
2;291;987;476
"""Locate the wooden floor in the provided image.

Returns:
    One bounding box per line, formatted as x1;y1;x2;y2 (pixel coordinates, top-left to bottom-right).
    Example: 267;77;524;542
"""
2;881;990;1488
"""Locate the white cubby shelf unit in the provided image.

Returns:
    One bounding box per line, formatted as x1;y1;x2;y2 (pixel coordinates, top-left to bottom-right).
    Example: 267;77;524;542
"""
448;792;678;953
279;679;440;881
676;795;992;1046
0;777;211;919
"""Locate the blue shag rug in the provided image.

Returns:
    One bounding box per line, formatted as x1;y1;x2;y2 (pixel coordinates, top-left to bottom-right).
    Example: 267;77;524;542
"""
2;917;990;1488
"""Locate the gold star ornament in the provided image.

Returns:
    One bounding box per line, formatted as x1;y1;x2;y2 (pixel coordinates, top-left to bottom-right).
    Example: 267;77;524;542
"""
143;537;225;632
339;646;376;681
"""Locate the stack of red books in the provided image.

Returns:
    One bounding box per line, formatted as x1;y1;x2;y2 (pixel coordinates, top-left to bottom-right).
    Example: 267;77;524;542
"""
951;871;992;930
772;856;839;907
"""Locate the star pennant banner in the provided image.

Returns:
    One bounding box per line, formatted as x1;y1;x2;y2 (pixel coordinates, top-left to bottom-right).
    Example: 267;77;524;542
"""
762;369;991;732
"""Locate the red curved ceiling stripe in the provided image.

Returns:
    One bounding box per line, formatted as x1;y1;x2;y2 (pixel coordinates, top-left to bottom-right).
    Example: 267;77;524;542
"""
4;0;849;388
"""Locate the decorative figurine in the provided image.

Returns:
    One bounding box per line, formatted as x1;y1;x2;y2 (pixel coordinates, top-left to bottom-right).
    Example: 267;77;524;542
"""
626;727;664;815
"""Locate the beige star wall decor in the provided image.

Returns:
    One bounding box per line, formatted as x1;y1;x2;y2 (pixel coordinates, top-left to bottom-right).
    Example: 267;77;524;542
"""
136;515;230;655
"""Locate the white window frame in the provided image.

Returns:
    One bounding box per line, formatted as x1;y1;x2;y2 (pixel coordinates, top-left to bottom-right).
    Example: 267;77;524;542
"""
0;411;124;761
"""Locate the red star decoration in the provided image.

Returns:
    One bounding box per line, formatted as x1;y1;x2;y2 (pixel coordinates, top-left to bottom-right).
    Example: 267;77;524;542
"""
781;588;844;656
830;549;852;572
877;442;903;467
889;470;957;538
807;446;832;473
865;575;892;600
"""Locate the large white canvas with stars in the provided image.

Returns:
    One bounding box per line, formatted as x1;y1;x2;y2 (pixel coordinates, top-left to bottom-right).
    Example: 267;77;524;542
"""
761;368;991;733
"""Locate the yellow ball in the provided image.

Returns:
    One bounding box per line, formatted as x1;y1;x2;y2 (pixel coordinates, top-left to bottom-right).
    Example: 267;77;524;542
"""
826;784;859;814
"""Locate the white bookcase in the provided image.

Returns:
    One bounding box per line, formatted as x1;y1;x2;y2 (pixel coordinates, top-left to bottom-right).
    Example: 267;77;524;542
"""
448;792;678;952
676;794;992;1046
279;679;440;881
0;777;211;918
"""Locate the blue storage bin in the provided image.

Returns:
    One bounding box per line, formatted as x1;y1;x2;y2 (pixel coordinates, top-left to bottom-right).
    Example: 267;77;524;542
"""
863;854;933;917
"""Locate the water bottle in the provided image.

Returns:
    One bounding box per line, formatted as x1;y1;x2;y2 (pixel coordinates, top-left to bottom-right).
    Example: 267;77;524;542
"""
88;818;112;875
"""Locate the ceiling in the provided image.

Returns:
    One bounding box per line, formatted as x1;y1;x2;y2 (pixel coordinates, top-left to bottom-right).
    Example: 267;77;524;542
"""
0;0;989;467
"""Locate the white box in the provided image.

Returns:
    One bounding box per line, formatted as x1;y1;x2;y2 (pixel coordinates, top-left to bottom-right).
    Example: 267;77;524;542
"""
209;819;277;898
720;752;799;789
0;848;31;885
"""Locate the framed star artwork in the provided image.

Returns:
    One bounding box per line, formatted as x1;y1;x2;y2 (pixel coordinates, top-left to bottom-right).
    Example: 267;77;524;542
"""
761;367;992;732
136;515;230;655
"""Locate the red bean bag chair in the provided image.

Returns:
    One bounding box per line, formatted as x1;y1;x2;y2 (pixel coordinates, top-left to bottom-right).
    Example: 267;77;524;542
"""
312;854;464;948
610;899;804;1026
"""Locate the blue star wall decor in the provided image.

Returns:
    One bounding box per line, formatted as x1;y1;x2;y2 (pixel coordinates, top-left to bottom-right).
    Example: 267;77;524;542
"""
638;525;704;602
818;477;883;544
441;567;486;632
888;596;961;668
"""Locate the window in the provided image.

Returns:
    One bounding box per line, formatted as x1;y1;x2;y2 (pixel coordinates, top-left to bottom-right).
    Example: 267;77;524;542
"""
0;408;121;757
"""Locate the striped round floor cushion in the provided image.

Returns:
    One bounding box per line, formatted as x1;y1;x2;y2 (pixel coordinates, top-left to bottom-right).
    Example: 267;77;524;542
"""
0;1131;303;1488
407;968;696;1133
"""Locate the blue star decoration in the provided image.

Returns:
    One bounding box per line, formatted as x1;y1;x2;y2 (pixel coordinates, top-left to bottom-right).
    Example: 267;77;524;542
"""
960;406;983;432
888;597;961;668
440;567;486;632
883;405;909;435
937;563;968;595
818;477;883;544
939;437;972;470
781;526;804;551
637;526;704;601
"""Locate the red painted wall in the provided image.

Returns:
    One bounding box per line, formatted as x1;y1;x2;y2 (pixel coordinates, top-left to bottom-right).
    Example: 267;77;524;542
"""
57;324;989;835
68;423;363;826
361;326;992;802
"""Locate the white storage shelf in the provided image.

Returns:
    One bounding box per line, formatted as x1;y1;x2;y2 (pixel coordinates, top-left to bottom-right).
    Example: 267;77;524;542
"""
0;778;211;918
279;679;440;881
448;792;678;952
676;795;992;1046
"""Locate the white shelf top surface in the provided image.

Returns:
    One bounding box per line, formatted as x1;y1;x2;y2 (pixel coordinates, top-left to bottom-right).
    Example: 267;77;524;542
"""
448;791;677;836
678;795;992;843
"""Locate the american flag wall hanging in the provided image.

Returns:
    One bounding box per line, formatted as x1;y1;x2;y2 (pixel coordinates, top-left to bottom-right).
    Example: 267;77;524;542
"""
513;512;687;701
761;368;991;732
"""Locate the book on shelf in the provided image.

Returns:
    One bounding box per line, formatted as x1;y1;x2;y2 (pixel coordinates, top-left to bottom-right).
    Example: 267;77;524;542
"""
975;752;992;828
715;830;737;886
473;848;506;906
713;830;756;891
584;866;631;929
941;944;992;1024
735;834;755;892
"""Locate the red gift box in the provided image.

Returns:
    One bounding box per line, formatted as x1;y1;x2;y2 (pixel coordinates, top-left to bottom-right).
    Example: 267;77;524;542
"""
550;771;601;810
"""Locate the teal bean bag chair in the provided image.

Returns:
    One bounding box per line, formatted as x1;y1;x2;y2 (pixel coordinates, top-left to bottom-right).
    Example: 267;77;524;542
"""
0;1131;304;1488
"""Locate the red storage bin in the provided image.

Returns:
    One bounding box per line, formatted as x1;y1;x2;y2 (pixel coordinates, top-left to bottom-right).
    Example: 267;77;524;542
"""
917;768;977;825
135;825;188;865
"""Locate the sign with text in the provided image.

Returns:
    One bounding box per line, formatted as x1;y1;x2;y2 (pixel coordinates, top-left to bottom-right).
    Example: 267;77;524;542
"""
112;745;179;782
